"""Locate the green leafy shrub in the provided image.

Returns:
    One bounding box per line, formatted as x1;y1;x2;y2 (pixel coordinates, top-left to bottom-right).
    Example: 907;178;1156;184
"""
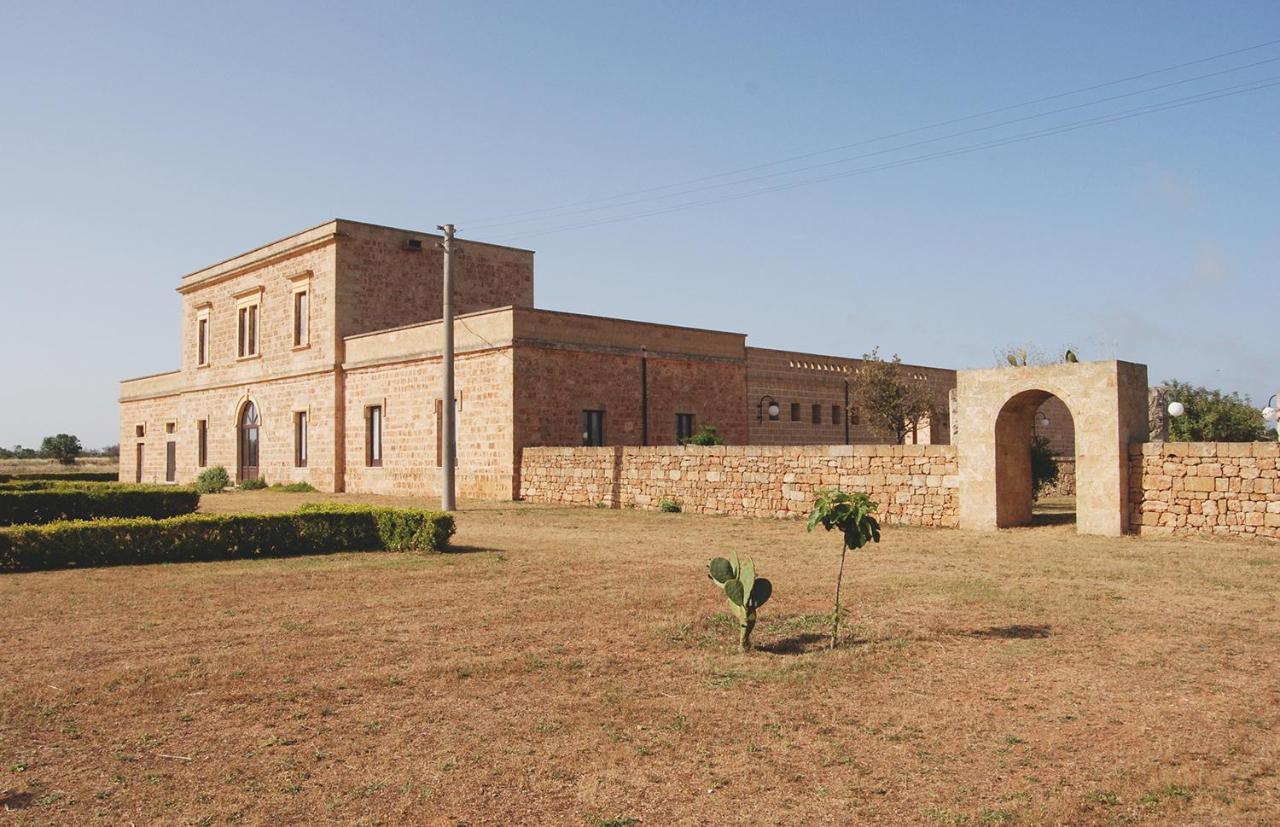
270;481;317;493
195;466;231;494
658;497;681;513
0;485;200;527
807;490;881;649
708;552;772;652
1030;435;1060;501
295;503;456;551
238;477;267;491
681;425;725;446
0;505;455;572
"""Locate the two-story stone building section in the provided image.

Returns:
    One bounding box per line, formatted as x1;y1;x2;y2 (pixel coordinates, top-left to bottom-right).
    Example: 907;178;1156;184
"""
120;219;960;498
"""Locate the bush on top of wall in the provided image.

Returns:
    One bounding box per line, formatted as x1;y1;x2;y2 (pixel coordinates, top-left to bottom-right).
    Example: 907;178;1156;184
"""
0;505;456;572
0;485;200;526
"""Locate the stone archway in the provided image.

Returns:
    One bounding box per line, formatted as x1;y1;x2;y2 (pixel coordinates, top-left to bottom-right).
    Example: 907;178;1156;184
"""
956;361;1150;536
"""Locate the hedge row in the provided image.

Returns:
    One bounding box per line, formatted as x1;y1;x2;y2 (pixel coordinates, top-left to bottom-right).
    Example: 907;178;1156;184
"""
0;505;455;572
0;472;119;483
0;485;201;526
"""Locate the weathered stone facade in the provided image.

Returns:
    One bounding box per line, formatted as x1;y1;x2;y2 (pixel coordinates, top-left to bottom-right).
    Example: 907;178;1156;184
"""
120;219;957;497
1129;442;1280;540
520;444;959;526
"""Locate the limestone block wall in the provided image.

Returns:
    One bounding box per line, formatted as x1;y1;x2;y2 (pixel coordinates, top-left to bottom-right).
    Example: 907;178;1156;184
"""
520;444;959;526
1129;442;1280;540
746;348;957;446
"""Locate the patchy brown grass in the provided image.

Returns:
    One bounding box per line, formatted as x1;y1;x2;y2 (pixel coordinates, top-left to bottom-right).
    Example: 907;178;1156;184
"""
0;458;118;477
2;492;1279;824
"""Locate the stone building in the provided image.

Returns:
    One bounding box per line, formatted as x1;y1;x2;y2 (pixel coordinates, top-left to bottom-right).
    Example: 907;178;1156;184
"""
119;219;956;497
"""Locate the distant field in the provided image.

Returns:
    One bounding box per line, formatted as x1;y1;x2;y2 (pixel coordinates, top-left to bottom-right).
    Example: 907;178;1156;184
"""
0;457;118;477
2;493;1278;823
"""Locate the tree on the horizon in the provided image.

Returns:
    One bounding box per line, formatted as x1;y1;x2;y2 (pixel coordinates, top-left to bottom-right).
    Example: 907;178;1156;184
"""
40;434;83;465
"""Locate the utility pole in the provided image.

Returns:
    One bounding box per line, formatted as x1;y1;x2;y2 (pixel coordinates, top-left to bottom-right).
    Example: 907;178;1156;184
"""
438;223;457;511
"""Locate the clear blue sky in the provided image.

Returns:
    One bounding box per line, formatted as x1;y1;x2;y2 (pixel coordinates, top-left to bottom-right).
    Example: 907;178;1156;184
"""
2;1;1277;448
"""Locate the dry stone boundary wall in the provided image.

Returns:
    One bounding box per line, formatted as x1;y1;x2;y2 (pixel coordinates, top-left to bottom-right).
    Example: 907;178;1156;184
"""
1129;442;1280;540
519;444;959;527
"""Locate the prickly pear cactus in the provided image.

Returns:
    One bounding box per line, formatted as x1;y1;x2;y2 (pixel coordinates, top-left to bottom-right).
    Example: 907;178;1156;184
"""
707;552;772;652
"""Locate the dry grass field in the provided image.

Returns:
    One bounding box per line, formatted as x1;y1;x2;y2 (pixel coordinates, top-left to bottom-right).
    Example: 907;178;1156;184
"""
2;492;1279;825
0;458;118;477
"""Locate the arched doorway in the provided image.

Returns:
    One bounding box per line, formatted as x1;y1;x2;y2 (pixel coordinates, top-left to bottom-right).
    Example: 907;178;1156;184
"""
993;390;1076;527
956;360;1150;536
238;400;260;483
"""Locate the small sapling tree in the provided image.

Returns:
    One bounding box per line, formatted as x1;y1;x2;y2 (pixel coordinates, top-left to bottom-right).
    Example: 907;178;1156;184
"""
807;490;880;649
708;552;772;652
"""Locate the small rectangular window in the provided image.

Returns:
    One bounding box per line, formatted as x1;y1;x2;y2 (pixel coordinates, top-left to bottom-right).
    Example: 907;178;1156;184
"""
811;404;821;424
582;410;605;447
294;411;308;468
676;413;695;443
238;302;259;357
197;316;209;366
832;405;841;425
790;403;801;422
197;420;207;468
366;405;383;467
293;290;309;347
166;421;175;434
135;424;145;438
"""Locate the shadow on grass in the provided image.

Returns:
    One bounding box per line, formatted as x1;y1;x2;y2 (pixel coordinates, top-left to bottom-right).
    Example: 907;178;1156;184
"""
443;544;497;555
1029;511;1077;527
968;624;1051;639
758;631;872;654
0;790;33;810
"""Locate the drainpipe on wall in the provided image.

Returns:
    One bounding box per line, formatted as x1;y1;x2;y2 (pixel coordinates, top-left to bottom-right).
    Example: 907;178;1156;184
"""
641;346;649;446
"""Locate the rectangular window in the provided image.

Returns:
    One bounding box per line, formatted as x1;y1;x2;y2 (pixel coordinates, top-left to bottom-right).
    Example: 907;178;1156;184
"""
166;421;175;434
197;316;209;366
366;405;382;467
832;405;841;425
165;441;176;483
238;303;259;357
811;404;821;424
582;410;605;447
135;423;145;438
294;411;308;467
790;403;801;422
197;420;207;468
293;289;309;347
676;413;695;443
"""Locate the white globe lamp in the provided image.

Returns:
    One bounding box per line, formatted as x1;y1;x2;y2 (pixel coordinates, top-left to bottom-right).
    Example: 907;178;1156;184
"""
1167;401;1185;418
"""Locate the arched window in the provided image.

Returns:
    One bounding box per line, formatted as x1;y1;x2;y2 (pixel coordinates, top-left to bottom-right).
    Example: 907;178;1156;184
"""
238;401;260;482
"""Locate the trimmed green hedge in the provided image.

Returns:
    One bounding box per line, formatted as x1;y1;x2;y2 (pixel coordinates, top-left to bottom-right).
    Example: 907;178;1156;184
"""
0;505;455;572
0;485;201;526
0;472;119;483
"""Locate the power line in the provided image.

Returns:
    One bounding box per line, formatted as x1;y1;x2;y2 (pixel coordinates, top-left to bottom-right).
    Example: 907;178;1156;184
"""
463;37;1280;230
469;55;1280;232
490;75;1280;241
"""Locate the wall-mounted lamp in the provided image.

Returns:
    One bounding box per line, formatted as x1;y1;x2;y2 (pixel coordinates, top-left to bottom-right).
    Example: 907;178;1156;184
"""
1167;401;1186;418
758;395;781;423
